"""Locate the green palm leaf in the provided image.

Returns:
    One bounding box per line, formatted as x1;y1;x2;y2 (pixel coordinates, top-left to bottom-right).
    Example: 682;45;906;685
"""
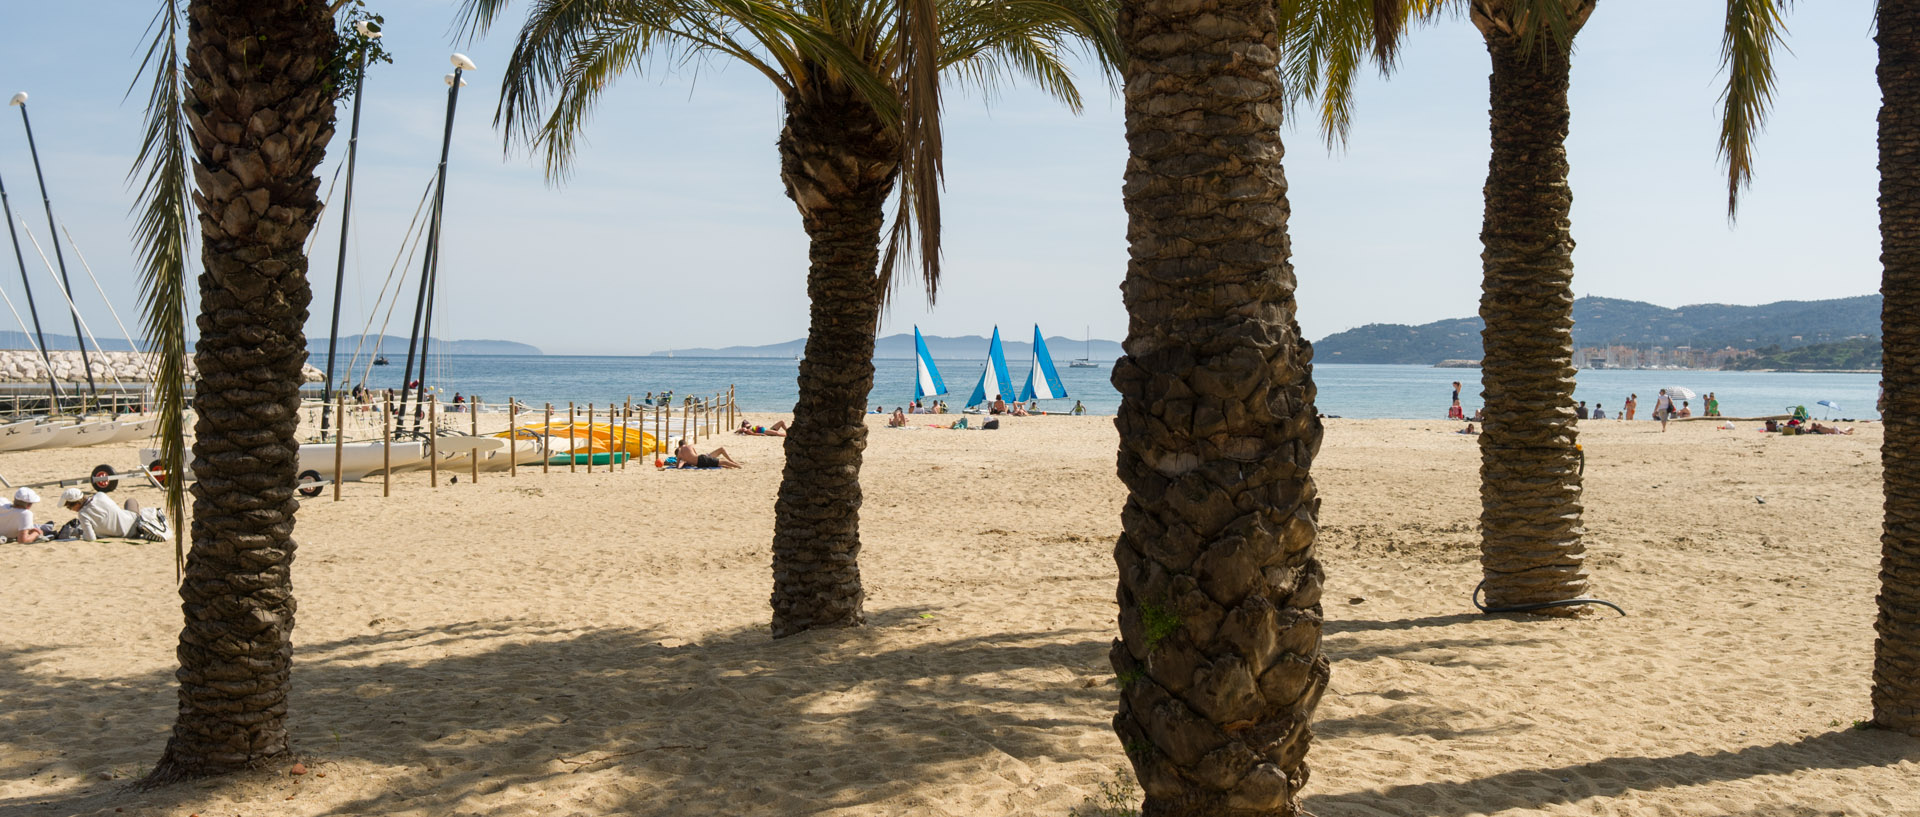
1719;0;1795;217
129;0;191;579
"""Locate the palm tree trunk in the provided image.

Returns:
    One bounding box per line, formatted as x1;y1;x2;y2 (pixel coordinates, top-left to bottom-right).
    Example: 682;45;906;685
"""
768;87;898;638
1875;0;1920;737
1473;24;1589;613
148;0;335;782
1109;0;1328;811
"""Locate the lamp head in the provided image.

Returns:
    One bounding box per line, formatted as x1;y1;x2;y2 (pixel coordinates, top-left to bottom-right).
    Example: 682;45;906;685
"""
450;53;478;71
355;20;383;38
8;92;25;107
444;73;468;88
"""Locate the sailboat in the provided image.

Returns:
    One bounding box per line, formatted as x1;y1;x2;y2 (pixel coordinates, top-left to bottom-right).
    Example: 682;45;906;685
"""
912;325;946;405
1069;325;1099;368
1018;325;1069;402
964;326;1016;409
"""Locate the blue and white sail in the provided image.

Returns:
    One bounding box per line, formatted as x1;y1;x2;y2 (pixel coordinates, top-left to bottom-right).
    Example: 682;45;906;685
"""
913;325;947;401
1019;325;1069;402
965;326;1016;407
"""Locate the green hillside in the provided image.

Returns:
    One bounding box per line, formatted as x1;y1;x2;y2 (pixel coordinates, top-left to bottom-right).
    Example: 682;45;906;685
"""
1313;295;1881;365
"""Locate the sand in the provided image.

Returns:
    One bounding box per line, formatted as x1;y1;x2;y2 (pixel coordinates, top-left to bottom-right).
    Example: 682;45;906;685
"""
1;412;1916;816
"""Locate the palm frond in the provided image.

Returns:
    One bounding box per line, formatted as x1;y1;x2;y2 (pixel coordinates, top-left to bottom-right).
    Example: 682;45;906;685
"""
1719;0;1794;217
878;0;943;308
127;0;190;580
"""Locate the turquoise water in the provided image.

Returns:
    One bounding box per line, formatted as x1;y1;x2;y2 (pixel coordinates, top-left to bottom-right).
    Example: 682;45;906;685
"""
354;356;1884;420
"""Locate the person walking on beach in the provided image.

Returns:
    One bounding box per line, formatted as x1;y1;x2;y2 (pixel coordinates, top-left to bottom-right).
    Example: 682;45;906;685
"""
1448;381;1464;419
1624;393;1637;420
1653;389;1675;432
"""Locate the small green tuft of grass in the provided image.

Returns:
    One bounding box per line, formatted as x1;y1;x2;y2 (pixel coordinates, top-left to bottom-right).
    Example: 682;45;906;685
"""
1070;766;1140;817
1116;668;1144;689
1139;602;1181;652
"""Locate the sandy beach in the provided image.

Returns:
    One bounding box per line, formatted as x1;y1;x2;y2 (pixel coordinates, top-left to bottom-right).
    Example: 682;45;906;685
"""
1;413;1915;816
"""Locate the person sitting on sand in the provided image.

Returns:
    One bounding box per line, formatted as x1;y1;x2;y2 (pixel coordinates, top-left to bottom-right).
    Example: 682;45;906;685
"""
674;440;742;469
61;487;144;541
889;408;908;428
1457;423;1478;435
1592;403;1607;420
0;487;42;544
991;395;1008;415
1678;401;1693;419
736;420;788;436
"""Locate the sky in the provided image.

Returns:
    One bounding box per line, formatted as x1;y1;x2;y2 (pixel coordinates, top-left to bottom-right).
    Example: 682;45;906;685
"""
0;1;1885;356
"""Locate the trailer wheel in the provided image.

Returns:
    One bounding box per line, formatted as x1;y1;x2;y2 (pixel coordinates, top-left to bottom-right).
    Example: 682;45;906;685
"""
148;460;169;487
296;469;325;498
90;464;119;493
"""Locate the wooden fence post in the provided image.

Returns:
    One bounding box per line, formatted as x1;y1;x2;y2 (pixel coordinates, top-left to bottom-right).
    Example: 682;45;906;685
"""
429;398;439;488
471;397;480;483
333;391;345;502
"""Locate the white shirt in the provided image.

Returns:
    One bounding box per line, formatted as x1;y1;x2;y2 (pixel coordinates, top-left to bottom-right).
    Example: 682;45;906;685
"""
0;505;32;539
75;495;137;540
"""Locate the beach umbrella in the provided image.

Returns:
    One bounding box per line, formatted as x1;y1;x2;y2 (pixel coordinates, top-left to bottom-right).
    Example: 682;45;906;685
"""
1817;399;1840;418
1667;386;1697;400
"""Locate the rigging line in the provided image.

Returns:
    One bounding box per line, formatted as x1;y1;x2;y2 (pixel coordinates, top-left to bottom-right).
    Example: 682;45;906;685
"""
58;224;139;356
0;281;47;357
345;171;435;378
19;221;124;390
349;172;437;388
305;156;349;257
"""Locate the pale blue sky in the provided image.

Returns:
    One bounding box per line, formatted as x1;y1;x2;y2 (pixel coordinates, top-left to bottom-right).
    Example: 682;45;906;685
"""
0;1;1883;355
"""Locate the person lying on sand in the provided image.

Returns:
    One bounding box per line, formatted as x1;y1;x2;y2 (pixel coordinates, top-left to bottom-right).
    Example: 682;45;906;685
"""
736;420;788;436
1009;402;1031;417
1457;423;1478;435
0;487;42;543
674;440;743;469
1809;422;1855;435
888;408;908;428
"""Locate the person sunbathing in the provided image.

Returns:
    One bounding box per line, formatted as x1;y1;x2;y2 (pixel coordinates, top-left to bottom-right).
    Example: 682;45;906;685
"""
1457;423;1478;435
1809;422;1854;435
990;396;1007;415
1009;402;1031;417
888;408;908;428
736;420;788;436
674;440;743;469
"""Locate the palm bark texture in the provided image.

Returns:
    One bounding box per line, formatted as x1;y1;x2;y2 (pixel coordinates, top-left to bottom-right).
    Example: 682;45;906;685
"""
1876;0;1920;737
1108;0;1328;810
770;80;899;636
148;0;335;781
1471;0;1595;612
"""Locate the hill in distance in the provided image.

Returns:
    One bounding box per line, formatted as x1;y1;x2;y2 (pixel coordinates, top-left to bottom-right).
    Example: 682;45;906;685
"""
1314;295;1881;365
659;332;1123;361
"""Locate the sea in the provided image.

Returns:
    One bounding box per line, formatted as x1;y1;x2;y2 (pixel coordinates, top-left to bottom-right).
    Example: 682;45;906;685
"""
350;356;1886;421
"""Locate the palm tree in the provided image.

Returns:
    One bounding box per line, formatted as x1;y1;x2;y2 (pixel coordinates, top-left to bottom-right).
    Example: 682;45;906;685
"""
1106;0;1328;813
1876;0;1920;736
1284;0;1793;614
131;0;343;782
455;0;1117;637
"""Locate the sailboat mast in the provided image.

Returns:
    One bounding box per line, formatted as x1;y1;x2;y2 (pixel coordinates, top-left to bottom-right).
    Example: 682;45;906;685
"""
0;169;61;407
396;56;473;435
321;24;381;440
10;94;95;403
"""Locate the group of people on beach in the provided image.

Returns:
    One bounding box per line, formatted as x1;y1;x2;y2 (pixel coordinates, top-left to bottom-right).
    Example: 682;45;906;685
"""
0;486;169;544
1450;382;1725;433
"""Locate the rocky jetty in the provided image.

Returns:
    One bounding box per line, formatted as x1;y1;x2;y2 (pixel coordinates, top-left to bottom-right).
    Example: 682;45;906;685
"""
0;349;325;383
